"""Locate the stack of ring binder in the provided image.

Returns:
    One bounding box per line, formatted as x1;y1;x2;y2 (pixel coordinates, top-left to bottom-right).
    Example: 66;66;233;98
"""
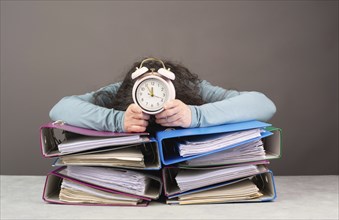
40;121;163;206
156;120;282;205
40;120;281;206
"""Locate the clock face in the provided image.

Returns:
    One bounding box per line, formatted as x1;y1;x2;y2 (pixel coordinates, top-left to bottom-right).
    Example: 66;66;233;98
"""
135;78;169;112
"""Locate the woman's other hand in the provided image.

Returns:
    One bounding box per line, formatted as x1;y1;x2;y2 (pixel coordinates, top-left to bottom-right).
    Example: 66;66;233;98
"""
124;104;150;132
155;99;192;128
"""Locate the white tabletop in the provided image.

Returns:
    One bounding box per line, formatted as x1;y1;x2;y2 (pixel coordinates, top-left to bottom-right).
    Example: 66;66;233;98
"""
1;175;338;219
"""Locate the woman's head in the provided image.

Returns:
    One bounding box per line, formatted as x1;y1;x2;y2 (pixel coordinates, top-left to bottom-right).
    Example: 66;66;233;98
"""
94;58;205;110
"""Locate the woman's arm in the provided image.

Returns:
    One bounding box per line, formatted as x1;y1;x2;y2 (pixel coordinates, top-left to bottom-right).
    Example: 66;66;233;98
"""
189;80;277;127
49;82;126;132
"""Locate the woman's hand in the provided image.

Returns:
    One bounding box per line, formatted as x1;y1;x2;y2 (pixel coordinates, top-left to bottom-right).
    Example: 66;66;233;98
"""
124;104;150;132
155;99;192;128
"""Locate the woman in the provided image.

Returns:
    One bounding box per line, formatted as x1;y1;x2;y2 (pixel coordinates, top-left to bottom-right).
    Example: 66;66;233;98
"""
49;58;276;133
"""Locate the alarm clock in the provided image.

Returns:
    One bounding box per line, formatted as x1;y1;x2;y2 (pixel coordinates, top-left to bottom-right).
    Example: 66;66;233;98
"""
131;58;176;114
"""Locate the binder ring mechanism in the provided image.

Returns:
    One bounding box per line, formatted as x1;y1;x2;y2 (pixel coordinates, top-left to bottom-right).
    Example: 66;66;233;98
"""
52;120;65;126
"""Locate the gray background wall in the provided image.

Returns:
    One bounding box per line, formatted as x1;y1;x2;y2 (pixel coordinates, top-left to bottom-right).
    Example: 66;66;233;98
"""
1;1;338;175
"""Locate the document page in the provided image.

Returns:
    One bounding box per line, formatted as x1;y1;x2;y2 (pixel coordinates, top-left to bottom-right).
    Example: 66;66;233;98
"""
178;129;262;157
59;147;145;168
59;179;141;205
64;166;150;195
175;165;260;192
177;179;263;204
58;135;145;154
186;140;265;166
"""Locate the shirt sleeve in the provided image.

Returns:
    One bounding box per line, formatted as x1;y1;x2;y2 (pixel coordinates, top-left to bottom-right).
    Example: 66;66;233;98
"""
49;82;125;132
189;80;277;128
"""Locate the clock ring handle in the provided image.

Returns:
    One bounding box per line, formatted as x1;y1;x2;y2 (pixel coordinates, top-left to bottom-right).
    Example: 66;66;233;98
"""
132;57;175;80
139;57;166;69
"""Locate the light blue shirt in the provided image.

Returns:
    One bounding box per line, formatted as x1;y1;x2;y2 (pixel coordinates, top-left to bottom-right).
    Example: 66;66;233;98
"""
49;80;276;132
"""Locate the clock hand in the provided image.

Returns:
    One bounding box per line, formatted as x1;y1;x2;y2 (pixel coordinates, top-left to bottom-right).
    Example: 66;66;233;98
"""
153;94;163;99
151;88;164;99
147;92;162;99
146;85;153;97
146;85;151;92
151;87;154;96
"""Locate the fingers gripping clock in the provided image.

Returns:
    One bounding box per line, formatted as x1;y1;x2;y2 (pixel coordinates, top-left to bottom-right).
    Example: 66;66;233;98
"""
131;58;176;115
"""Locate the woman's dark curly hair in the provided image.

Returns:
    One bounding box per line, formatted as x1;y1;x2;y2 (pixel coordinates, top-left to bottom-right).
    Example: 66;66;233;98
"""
93;58;205;110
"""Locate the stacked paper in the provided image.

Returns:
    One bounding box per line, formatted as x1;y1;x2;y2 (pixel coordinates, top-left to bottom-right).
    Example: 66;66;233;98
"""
59;179;142;205
58;147;145;168
170;179;263;205
41;120;281;206
58;135;144;154
40;122;162;206
178;128;262;157
64;166;150;195
175;165;260;192
185;140;266;166
158;122;281;205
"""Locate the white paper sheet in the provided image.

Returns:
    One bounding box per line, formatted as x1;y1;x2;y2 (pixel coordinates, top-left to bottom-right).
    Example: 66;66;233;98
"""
178;129;262;157
58;135;145;153
65;166;150;195
175;165;260;191
186;140;266;166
